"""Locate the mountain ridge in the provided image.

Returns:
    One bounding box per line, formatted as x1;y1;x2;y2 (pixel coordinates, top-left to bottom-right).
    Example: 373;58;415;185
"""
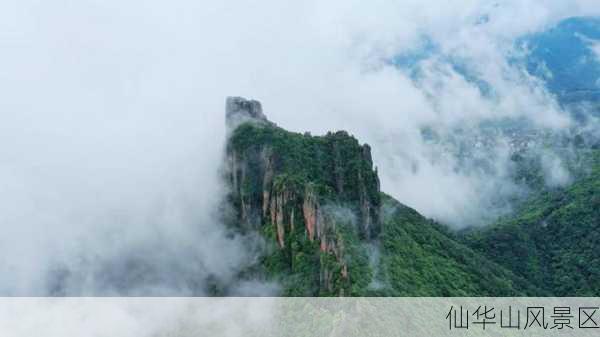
223;97;544;296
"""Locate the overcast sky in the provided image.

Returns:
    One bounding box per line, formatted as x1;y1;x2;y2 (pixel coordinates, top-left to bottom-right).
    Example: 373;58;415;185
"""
1;0;599;295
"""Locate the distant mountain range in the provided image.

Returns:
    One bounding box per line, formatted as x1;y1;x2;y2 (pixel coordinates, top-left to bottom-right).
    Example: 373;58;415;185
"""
394;17;600;115
524;17;600;106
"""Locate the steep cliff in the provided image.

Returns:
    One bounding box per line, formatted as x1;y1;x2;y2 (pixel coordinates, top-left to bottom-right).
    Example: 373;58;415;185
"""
225;97;380;295
223;97;536;296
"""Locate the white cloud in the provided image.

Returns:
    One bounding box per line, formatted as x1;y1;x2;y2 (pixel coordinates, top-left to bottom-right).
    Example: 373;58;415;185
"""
541;151;573;187
592;41;600;63
577;32;600;64
0;0;599;294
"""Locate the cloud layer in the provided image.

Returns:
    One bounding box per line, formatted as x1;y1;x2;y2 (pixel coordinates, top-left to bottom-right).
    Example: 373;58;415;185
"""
1;0;599;294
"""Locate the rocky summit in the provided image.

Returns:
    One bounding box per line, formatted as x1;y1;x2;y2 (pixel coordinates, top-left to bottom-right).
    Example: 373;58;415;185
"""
225;96;272;130
224;97;381;295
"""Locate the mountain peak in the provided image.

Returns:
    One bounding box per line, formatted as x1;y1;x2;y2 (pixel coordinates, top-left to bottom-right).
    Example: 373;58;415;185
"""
225;96;271;128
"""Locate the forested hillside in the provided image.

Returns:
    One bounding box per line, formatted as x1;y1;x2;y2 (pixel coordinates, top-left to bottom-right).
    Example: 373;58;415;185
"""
224;97;575;296
462;150;600;296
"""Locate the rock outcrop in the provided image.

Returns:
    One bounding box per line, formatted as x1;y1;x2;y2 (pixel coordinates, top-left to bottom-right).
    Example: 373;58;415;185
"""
226;96;271;130
224;97;380;295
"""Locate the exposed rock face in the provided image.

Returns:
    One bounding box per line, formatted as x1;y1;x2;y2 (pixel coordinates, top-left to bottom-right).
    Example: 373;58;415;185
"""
302;185;319;242
224;97;380;295
269;185;295;248
226;96;271;129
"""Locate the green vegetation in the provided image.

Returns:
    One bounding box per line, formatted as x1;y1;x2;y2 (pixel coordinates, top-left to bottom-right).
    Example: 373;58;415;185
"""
230;123;381;207
260;217;322;296
462;150;600;295
377;194;538;296
228;118;600;297
228;122;380;296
